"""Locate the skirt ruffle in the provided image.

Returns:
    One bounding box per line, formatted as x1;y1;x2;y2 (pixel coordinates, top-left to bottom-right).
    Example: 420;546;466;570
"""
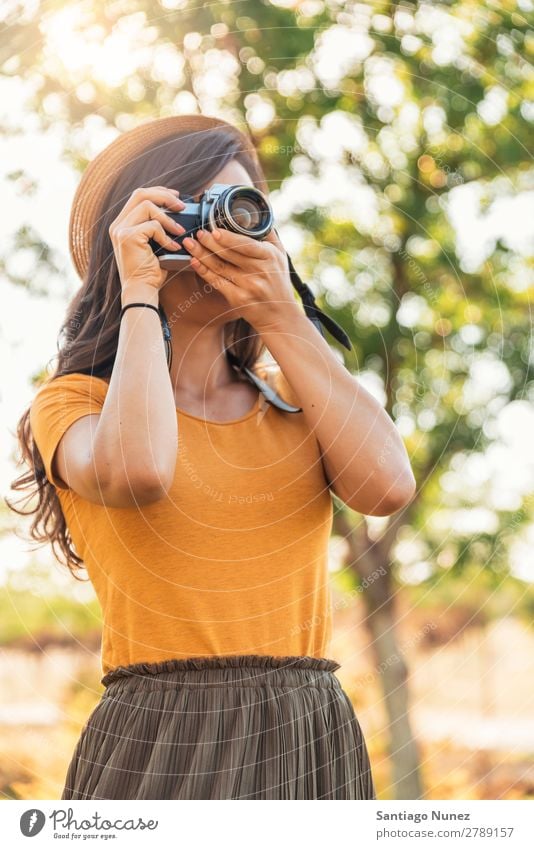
61;654;375;800
100;653;341;685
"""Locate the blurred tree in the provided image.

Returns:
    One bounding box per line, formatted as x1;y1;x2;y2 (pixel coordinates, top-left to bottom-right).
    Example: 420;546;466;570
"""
2;0;533;798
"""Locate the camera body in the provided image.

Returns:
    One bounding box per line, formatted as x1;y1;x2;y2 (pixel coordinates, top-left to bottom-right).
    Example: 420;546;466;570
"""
148;182;274;270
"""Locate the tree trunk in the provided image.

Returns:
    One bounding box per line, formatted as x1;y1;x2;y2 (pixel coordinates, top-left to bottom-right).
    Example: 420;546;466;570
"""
333;507;423;799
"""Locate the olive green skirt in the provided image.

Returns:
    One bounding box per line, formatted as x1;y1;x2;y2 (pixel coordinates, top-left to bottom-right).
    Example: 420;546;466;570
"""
61;654;375;800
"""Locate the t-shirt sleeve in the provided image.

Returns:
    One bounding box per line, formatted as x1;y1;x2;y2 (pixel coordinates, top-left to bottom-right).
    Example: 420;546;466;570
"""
29;373;109;490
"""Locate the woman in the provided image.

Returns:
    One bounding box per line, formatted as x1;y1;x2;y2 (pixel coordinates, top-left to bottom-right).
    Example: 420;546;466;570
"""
8;114;415;800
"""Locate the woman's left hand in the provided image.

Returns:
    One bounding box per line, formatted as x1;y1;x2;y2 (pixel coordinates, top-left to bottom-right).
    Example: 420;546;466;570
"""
181;227;298;331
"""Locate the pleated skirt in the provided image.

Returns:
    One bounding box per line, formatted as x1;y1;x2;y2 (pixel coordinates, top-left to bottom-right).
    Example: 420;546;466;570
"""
61;654;375;800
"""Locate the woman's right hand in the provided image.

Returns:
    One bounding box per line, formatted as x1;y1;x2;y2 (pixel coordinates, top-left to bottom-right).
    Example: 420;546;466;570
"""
109;186;187;292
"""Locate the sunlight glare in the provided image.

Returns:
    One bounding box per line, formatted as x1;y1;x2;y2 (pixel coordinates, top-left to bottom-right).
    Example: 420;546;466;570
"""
40;7;154;87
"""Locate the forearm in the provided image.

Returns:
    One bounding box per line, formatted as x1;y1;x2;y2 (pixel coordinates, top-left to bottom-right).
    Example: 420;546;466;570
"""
257;305;416;515
92;282;178;491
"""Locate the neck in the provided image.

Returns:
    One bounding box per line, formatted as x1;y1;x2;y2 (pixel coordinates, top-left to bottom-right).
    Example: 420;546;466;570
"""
158;271;239;396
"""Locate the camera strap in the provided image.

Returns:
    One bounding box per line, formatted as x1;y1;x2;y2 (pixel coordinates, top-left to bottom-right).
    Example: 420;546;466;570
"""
225;240;354;413
225;348;303;413
288;265;352;352
281;244;352;353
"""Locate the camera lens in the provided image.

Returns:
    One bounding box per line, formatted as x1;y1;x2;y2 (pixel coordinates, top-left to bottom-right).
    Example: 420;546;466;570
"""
213;186;272;238
228;196;264;231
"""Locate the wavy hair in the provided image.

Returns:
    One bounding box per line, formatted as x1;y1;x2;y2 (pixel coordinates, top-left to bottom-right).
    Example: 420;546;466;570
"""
6;119;270;579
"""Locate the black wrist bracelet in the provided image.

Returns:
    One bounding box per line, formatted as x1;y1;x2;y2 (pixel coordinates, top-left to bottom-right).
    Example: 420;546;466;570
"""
120;302;160;320
119;301;173;371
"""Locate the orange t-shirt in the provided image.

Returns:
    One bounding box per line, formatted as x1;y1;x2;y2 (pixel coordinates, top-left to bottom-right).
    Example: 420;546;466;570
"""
29;364;334;675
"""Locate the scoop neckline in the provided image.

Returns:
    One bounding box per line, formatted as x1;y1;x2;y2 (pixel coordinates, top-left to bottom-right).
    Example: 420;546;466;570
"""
175;390;262;425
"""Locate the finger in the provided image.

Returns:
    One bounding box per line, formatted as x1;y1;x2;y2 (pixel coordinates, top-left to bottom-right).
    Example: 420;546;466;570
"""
209;227;269;258
195;229;250;266
127;186;184;210
120;220;181;251
116;187;185;222
121;199;186;236
189;257;238;297
183;236;241;278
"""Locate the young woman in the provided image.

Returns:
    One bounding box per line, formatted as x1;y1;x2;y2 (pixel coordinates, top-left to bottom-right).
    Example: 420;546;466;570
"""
8;113;415;800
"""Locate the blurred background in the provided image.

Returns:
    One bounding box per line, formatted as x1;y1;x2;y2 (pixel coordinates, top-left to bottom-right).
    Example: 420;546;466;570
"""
1;0;534;800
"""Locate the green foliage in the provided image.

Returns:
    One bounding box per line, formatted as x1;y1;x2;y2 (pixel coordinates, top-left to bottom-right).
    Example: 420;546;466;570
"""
0;585;101;645
2;0;533;604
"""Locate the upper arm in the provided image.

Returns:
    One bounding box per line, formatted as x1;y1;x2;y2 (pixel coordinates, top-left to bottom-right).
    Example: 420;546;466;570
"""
51;414;166;507
30;373;166;508
265;363;337;495
317;449;339;497
50;413;102;498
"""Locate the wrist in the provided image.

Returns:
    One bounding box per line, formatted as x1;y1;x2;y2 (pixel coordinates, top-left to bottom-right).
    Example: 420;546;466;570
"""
254;302;306;335
121;283;160;309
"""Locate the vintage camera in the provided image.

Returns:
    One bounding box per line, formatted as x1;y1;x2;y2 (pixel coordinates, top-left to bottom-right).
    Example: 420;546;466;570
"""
149;183;274;270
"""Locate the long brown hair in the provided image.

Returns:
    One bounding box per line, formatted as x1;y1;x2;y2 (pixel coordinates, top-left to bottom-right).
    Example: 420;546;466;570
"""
6;120;270;580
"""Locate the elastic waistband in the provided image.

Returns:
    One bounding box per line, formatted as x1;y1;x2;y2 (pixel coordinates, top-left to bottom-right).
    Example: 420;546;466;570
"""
101;654;341;690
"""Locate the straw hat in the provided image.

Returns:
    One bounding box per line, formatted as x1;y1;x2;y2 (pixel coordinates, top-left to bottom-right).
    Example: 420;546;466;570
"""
68;113;262;281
